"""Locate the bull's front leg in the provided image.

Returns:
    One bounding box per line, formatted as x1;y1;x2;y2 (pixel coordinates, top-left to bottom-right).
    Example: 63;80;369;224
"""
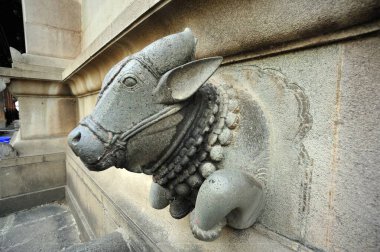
149;182;170;209
190;169;264;241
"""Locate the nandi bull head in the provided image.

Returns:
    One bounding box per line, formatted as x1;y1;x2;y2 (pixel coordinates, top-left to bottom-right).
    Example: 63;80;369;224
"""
68;29;264;241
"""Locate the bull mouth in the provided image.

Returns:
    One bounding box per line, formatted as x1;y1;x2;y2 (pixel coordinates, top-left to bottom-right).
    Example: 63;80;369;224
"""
83;150;125;171
77;103;187;171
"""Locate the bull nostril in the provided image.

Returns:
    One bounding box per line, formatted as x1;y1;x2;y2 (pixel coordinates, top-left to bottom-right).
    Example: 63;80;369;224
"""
71;132;81;145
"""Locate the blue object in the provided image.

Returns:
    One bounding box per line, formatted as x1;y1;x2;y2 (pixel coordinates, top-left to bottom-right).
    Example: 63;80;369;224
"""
0;136;11;143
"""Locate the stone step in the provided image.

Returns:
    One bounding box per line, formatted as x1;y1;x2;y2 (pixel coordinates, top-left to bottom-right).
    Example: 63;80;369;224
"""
0;203;81;251
0;203;132;252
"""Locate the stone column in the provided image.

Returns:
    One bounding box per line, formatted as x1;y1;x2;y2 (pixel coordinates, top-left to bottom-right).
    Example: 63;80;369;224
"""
8;79;77;155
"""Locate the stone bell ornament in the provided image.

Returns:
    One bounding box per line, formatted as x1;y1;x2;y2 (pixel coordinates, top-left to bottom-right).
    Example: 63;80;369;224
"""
68;28;265;241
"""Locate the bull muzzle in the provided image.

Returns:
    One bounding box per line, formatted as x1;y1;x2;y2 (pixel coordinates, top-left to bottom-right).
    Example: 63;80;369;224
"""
67;125;106;169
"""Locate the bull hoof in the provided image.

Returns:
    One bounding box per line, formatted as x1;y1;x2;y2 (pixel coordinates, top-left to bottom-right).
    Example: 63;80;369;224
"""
169;198;193;219
190;211;226;241
149;182;170;209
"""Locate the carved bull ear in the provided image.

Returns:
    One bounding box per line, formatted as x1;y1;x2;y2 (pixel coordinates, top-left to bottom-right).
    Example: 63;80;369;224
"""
153;57;223;104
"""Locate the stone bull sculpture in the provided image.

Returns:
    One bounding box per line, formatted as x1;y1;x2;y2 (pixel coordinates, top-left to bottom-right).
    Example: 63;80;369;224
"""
68;29;265;241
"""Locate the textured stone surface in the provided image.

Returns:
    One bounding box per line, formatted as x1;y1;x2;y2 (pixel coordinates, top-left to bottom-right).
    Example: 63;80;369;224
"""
0;47;71;81
65;231;131;252
320;35;380;251
3;77;77;157
4;0;376;250
81;0;161;51
9;79;72;97
0;153;66;198
10;49;72;69
22;0;81;59
0;65;63;81
244;35;380;251
66;153;156;251
10;133;68;156
0;187;65;217
0;143;18;160
0;204;81;251
64;0;380;81
17;96;77;140
234;41;341;243
0;152;66;215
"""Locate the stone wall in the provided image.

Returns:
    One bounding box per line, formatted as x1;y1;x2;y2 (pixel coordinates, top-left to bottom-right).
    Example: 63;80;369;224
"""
80;0;160;50
0;153;66;216
0;0;379;251
63;1;380;250
22;0;81;59
245;34;380;251
8;79;77;156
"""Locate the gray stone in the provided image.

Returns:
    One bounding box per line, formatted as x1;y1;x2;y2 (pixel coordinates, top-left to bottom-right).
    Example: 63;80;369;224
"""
1;203;131;252
0;157;66;198
199;162;216;178
149;182;169;210
227;35;380;251
0;187;65;217
65;231;131;252
66;148;300;251
0;204;81;252
0;143;18;160
210;145;224;161
67;29;262;241
68;29;263;240
319;35;380;252
190;169;264;241
67;29;321;241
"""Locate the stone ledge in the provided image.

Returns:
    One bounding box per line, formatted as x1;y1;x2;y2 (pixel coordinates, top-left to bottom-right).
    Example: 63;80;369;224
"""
10;50;72;69
0;50;71;81
0;186;65;217
63;0;380;82
0;150;66;202
0;160;65;198
0;66;62;81
0;152;65;168
10;136;69;157
9;79;72;97
224;20;380;64
62;0;169;80
0;203;81;251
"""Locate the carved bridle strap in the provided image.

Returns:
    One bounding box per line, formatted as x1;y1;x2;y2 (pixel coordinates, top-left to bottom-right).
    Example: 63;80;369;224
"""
79;103;186;164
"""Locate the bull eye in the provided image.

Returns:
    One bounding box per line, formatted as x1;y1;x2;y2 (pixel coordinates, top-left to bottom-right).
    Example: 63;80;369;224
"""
122;77;137;87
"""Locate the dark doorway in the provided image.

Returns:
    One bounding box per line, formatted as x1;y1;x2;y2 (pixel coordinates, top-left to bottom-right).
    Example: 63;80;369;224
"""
0;0;25;68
